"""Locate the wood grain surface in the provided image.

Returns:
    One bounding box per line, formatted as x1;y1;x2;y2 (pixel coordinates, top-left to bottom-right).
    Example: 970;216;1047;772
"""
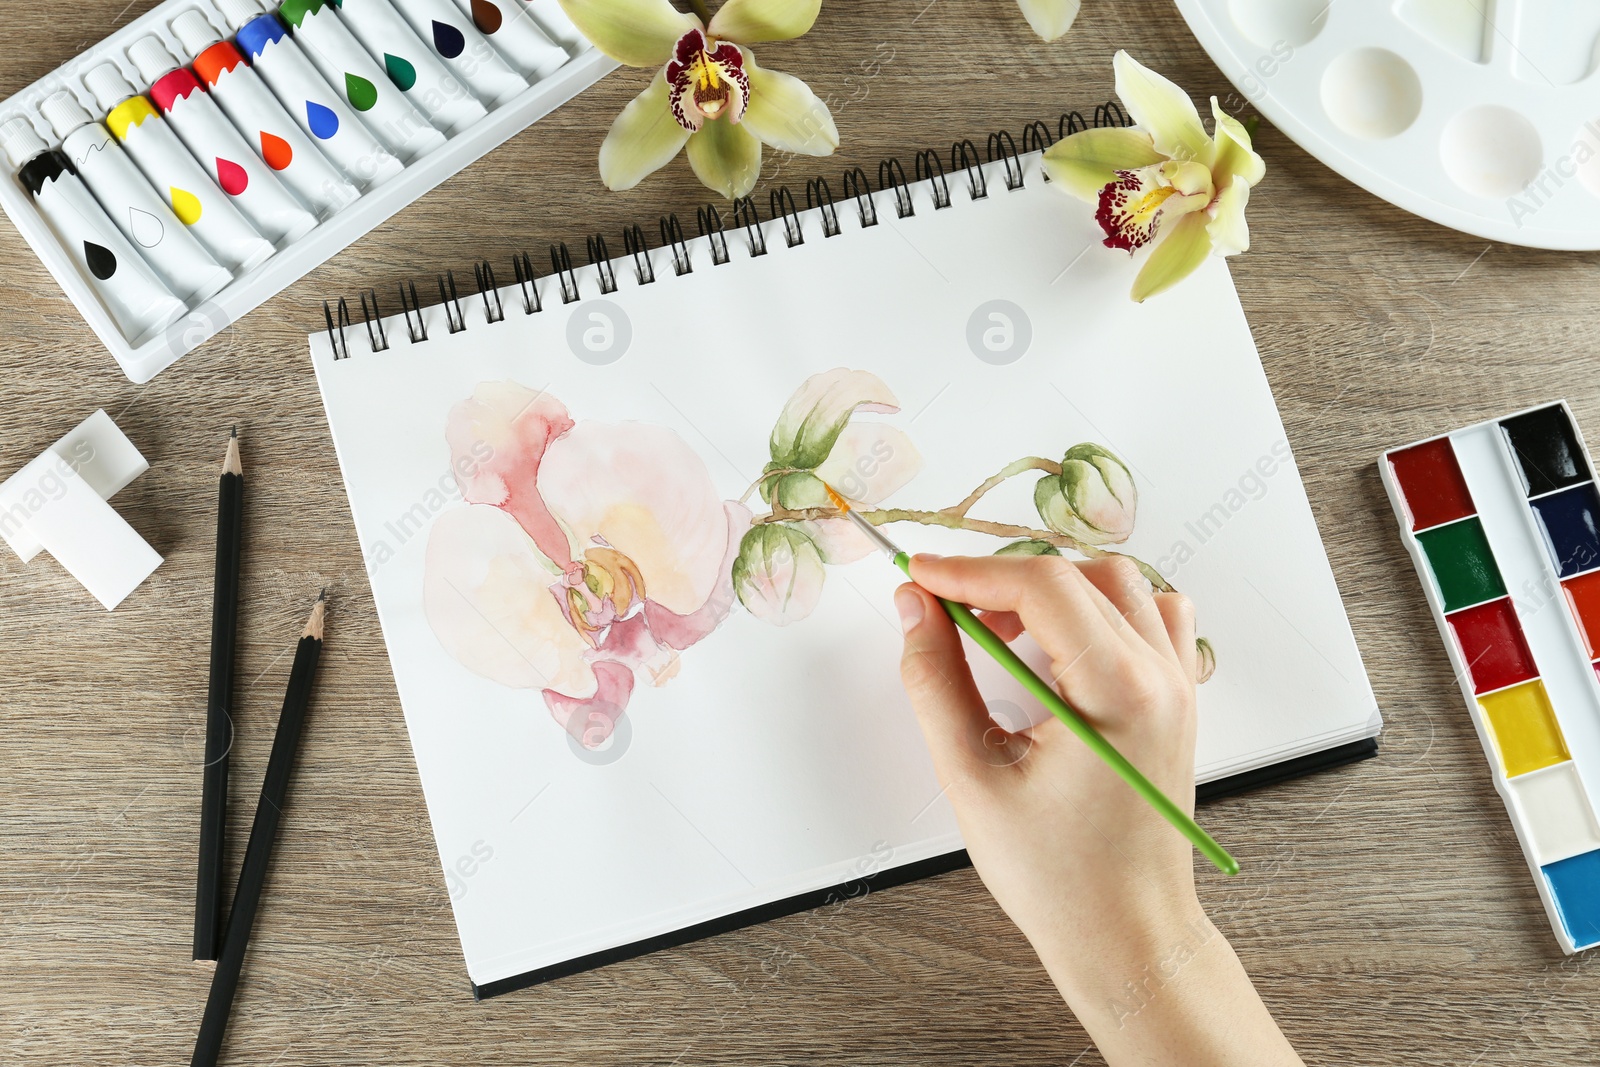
3;1;1599;1063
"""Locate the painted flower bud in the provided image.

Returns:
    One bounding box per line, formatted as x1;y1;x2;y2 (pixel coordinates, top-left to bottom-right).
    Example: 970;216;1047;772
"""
1195;637;1216;683
732;524;826;625
1034;443;1137;545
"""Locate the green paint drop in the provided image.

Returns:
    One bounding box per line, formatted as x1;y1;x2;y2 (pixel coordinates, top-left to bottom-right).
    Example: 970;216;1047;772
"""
384;53;417;91
344;72;378;111
1416;517;1506;611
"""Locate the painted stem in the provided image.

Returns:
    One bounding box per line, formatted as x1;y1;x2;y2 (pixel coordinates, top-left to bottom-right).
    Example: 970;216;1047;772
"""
737;467;804;505
759;505;1175;592
942;456;1061;518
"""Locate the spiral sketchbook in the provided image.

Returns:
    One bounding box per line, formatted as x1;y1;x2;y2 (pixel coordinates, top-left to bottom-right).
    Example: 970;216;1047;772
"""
309;118;1380;998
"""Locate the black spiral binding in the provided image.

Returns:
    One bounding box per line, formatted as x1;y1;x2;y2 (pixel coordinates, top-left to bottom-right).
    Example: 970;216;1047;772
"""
661;213;693;275
914;149;951;209
324;105;1132;359
360;288;387;351
770;186;803;248
586;234;618;294
805;177;840;237
623;225;656;285
731;196;766;257
695;204;730;265
550;242;580;304
399;279;426;343
512;251;543;314
878;158;913;218
438;271;466;334
474;261;504;324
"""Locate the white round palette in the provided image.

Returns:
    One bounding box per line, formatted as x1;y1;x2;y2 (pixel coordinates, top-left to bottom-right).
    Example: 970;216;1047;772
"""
1173;0;1600;249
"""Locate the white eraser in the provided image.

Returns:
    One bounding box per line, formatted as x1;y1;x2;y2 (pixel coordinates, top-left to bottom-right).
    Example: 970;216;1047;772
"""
0;410;160;609
0;409;150;561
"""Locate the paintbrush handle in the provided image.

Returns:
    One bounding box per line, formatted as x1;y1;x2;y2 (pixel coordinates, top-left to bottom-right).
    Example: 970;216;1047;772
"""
892;552;1238;877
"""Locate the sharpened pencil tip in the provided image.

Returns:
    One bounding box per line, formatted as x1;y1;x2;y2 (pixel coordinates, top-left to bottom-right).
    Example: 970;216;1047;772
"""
230;425;236;438
222;431;242;476
304;592;326;640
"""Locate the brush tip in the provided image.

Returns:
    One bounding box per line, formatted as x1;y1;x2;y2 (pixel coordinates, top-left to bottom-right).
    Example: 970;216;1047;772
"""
823;483;849;513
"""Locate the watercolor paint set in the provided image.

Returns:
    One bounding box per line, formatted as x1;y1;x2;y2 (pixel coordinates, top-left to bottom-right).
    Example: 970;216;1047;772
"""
1383;402;1600;953
1174;0;1600;250
0;0;611;383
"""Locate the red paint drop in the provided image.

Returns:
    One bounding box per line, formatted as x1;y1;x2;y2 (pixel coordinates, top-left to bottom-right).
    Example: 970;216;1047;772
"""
216;156;249;195
260;131;293;170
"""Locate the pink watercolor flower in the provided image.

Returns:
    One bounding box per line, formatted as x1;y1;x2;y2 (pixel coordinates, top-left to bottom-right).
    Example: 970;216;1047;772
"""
423;381;748;748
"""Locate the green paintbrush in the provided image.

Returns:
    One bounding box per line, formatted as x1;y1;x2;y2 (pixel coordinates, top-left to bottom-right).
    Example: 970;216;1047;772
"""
825;485;1239;876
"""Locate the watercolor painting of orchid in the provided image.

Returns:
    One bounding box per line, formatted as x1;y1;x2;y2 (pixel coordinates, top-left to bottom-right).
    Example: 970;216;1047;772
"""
557;0;839;198
423;371;1209;755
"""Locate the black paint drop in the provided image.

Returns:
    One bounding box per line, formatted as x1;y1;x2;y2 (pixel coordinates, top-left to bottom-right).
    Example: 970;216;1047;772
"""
1500;404;1591;497
84;240;117;280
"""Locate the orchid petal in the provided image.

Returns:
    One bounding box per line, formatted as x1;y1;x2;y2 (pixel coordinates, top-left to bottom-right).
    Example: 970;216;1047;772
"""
643;501;752;649
424;505;596;696
1042;126;1164;200
794;517;875;563
536;420;731;616
555;0;697;66
769;368;899;470
1096;164;1207;253
667;30;748;130
446;381;576;567
545;659;633;746
685;118;763;199
706;0;820;44
1014;0;1080;41
814;423;922;505
1207;180;1251;257
1209;97;1266;188
738;49;838;155
1113;50;1208;162
599;71;692;190
1130;211;1212;303
1162;158;1214;197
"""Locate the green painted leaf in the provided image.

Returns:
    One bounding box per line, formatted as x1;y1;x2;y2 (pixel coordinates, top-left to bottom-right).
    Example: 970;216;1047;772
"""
994;539;1061;557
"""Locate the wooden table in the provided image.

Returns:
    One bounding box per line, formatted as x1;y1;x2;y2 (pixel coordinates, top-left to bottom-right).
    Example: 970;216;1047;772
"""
3;1;1598;1062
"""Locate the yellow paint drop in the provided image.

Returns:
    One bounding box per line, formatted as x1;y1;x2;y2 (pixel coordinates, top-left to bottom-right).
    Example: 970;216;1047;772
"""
170;186;203;225
1480;680;1570;778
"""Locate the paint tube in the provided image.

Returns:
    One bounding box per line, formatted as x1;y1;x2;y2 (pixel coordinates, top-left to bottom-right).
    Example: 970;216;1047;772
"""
170;10;360;219
388;0;527;105
127;35;318;244
39;91;232;304
83;63;275;273
276;0;445;161
517;0;582;53
0;117;187;343
331;0;489;135
446;0;566;81
218;0;403;188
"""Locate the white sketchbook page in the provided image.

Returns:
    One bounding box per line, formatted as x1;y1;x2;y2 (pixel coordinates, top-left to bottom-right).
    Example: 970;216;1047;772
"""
311;155;1378;985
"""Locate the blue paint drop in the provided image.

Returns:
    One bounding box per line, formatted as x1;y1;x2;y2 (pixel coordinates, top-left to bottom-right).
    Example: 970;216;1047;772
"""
306;100;340;139
432;19;466;59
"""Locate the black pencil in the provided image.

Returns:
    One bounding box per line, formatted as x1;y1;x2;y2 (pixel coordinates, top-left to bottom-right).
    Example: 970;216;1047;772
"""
191;593;326;1067
195;428;243;962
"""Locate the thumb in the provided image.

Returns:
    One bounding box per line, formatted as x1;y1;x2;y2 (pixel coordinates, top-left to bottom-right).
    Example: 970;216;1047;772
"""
895;584;1001;778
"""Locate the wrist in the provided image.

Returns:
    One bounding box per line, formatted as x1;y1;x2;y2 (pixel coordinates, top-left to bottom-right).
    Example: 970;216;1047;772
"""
1031;899;1219;1012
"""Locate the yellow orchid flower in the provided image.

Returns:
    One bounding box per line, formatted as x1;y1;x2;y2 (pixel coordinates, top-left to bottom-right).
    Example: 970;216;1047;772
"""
1043;51;1266;302
1015;0;1080;41
559;0;839;199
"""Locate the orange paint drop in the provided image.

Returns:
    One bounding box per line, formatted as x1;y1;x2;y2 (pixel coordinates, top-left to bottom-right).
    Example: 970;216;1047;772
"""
260;131;293;170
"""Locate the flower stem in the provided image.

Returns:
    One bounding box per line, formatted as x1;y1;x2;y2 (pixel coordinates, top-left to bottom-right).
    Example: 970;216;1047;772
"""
942;456;1061;518
758;505;1176;592
685;0;712;24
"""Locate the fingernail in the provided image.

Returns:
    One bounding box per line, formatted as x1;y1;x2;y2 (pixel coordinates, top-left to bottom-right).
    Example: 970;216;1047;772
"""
894;587;924;634
912;552;942;563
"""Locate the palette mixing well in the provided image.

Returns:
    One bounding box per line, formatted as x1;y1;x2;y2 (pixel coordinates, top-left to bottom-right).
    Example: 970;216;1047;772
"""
1175;0;1600;249
1384;401;1600;952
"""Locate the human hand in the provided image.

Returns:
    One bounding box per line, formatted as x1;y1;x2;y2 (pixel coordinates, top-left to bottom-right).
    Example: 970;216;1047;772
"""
895;554;1301;1066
